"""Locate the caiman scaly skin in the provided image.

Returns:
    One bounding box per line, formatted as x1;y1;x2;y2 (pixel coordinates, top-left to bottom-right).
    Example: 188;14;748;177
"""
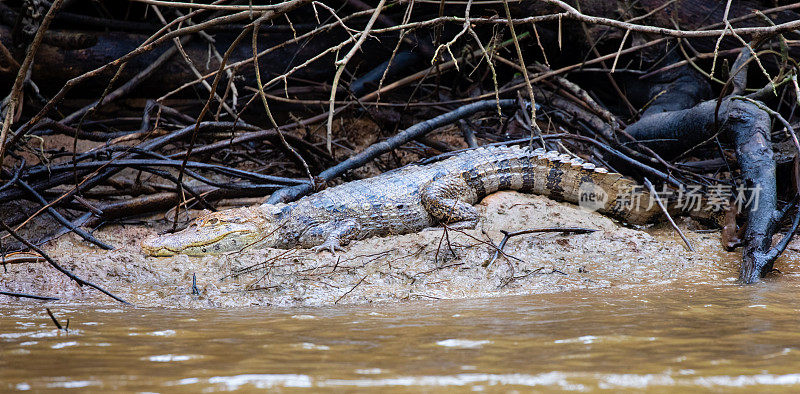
142;146;665;256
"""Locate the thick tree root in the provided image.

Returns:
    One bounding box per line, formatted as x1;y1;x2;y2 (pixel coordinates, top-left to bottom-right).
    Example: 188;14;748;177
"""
628;96;779;283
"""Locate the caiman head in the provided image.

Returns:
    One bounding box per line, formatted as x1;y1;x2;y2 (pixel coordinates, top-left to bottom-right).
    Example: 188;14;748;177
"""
141;204;287;256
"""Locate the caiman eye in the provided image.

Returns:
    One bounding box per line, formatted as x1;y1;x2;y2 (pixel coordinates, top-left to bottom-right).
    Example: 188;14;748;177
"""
199;217;220;226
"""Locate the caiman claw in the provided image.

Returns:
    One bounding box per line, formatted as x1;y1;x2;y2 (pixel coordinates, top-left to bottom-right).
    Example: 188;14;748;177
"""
311;238;345;255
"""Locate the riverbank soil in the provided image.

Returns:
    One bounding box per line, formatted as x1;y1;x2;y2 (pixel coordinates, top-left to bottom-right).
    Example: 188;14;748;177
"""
4;191;795;307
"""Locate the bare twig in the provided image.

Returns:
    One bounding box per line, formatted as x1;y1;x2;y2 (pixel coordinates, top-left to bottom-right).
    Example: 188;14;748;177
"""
326;0;386;153
644;178;694;252
252;17;313;182
0;220;128;304
502;0;537;135
0;290;58;301
335;274;368;304
0;0;65;163
485;227;597;267
268;99;519;203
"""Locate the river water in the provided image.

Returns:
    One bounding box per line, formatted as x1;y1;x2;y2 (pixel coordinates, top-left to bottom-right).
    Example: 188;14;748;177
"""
4;279;800;392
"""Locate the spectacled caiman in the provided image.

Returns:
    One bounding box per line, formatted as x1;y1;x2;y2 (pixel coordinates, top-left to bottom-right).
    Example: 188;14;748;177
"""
141;145;714;256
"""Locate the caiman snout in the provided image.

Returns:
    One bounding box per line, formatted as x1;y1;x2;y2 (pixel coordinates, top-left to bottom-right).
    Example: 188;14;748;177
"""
141;207;276;256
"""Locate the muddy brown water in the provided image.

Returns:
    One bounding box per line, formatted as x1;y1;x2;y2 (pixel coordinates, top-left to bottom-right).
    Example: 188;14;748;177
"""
4;193;800;391
4;280;800;392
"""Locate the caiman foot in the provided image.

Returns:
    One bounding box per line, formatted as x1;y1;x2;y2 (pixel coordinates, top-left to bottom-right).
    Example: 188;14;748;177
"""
311;238;345;255
301;220;359;256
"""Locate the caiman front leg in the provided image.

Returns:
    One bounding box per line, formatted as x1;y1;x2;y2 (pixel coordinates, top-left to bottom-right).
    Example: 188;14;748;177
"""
300;219;361;254
421;176;480;229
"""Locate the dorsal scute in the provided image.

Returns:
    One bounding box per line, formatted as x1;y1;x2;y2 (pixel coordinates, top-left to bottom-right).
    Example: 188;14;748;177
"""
598;171;624;182
459;146;624;180
544;151;561;160
495;146;514;155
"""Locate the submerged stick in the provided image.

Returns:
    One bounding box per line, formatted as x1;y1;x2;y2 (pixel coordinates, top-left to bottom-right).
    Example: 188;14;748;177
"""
46;308;66;330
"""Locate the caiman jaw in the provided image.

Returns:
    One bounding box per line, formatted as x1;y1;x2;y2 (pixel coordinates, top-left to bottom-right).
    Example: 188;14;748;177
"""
141;215;265;256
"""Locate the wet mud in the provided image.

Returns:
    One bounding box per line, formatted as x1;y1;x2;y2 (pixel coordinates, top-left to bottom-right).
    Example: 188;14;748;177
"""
5;191;796;307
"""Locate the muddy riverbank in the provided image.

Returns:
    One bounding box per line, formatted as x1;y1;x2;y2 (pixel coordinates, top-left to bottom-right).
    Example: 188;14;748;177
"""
4;191;795;307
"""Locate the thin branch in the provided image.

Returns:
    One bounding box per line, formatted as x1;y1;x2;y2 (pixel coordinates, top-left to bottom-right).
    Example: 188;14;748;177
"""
268;99;520;203
326;0;386;153
0;0;65;163
644;178;694;252
131;0;294;11
0;290;58;301
0;220;128;304
502;0;537;134
485;227;597;267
